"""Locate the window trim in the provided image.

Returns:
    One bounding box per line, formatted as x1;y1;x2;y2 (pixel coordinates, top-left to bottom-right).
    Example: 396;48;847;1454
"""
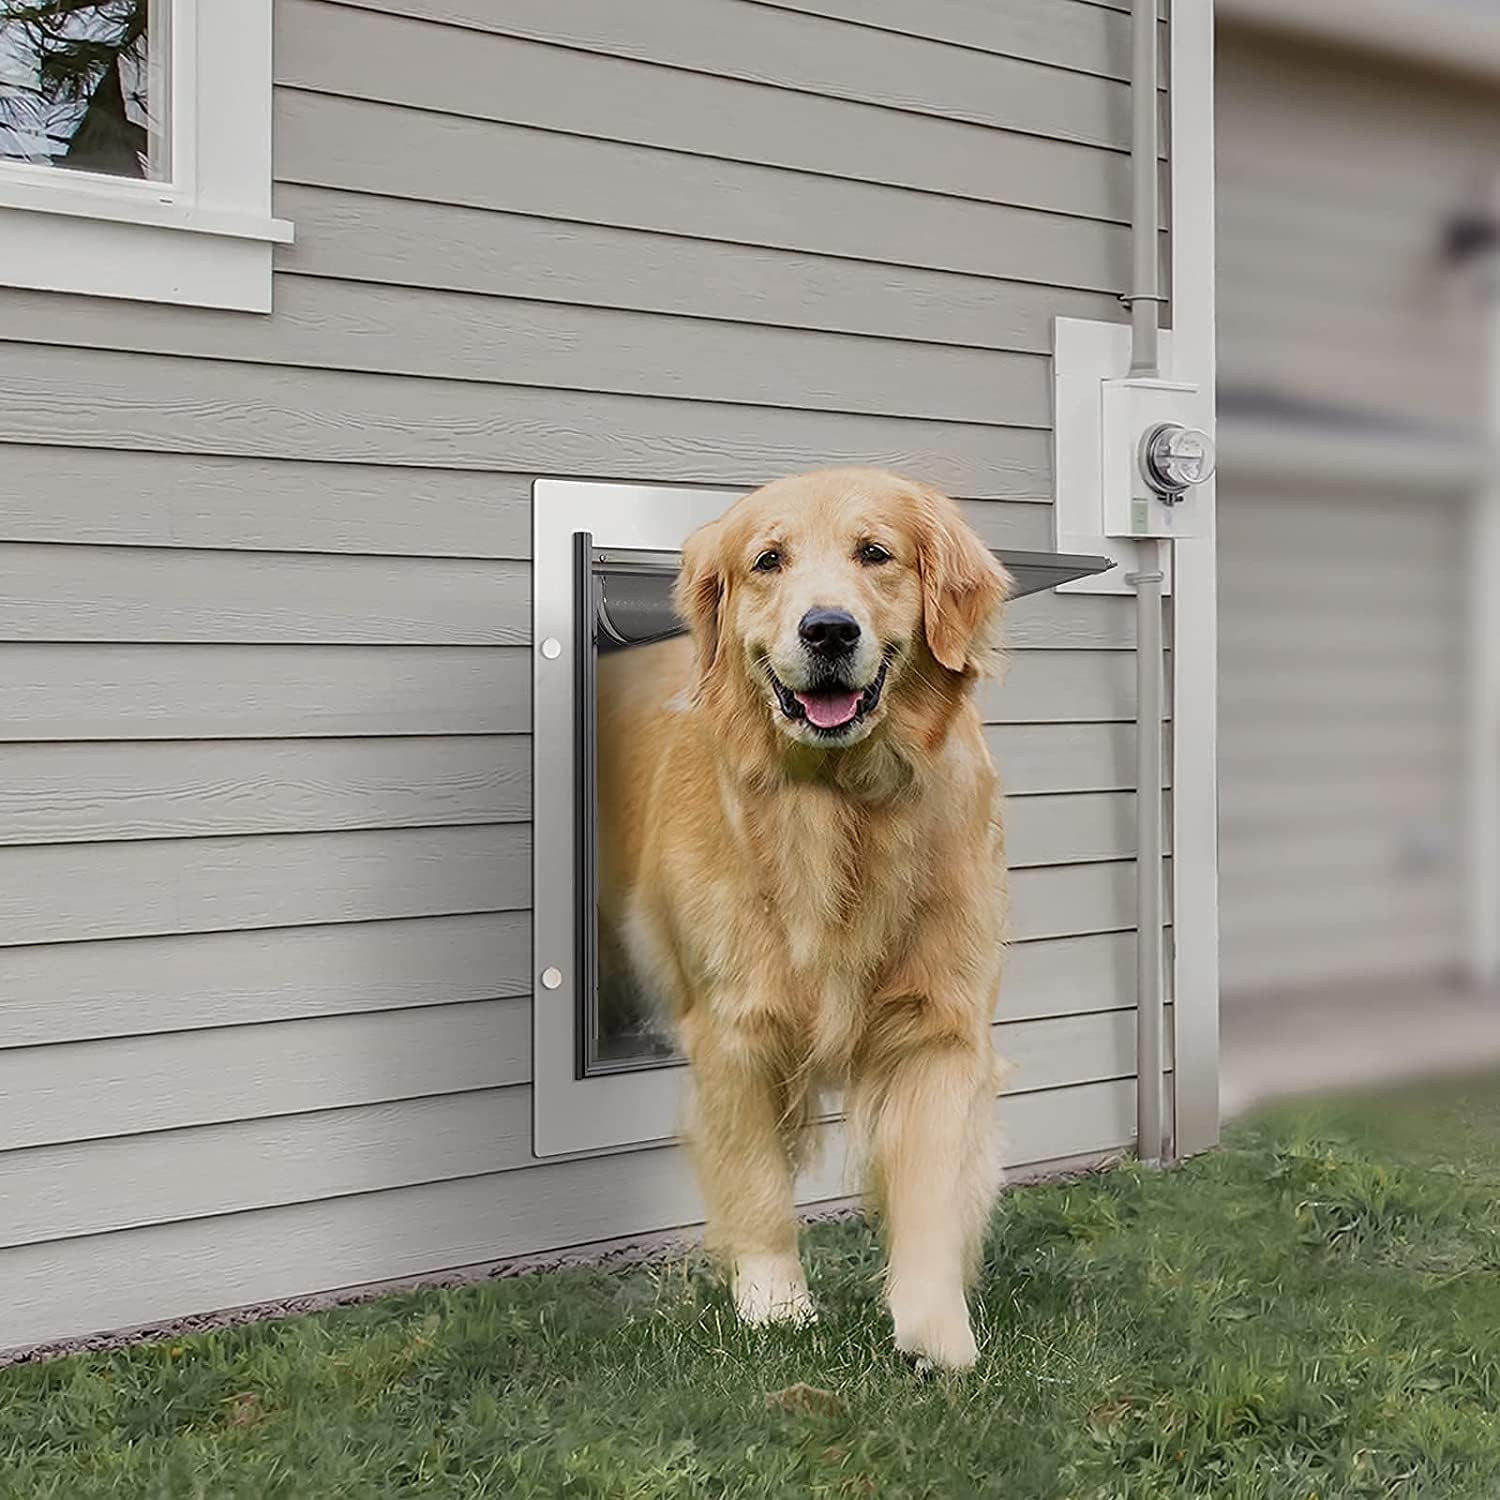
0;0;291;311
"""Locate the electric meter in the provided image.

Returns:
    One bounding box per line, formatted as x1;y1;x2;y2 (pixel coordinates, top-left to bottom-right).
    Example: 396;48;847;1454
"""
1140;423;1216;500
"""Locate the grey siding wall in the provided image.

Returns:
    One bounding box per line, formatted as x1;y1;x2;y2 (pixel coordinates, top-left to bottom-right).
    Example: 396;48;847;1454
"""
0;0;1160;1350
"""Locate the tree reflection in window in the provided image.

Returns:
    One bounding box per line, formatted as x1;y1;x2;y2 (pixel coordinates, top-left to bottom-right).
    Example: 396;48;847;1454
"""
0;1;158;178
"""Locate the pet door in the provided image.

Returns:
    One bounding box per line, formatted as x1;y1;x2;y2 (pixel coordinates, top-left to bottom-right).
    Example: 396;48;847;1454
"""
532;480;1113;1157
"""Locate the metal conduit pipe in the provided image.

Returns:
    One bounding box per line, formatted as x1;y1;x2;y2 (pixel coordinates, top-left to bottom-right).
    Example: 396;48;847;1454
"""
1127;0;1168;1168
1131;549;1166;1169
1129;0;1162;380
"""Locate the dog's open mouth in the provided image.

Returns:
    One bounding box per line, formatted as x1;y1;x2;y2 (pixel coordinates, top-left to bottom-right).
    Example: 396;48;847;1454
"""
767;654;891;735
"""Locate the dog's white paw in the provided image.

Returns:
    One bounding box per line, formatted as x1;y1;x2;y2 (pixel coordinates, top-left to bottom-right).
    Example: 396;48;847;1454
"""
732;1253;816;1327
890;1292;978;1371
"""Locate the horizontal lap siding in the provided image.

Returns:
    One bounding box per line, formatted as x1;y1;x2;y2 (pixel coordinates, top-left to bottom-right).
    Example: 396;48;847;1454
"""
2;279;1056;428
0;541;1145;644
274;185;1129;352
1;1009;1176;1250
0;914;532;1048
0;0;1151;1351
0;451;1059;556
327;0;1140;125
0;447;537;557
1;1001;1171;1159
0;925;1139;1050
744;0;1161;74
273;96;1140;295
6;1076;1144;1350
278;5;1141;220
0;731;1167;844
0;645;1154;740
0;828;1158;947
0;346;1054;495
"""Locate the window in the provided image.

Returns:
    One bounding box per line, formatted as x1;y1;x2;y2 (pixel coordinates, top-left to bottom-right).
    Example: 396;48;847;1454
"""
0;0;165;178
0;0;289;310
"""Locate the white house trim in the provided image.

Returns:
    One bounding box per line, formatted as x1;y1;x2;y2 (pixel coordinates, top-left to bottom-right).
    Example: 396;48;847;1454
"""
1168;0;1221;1158
0;0;290;311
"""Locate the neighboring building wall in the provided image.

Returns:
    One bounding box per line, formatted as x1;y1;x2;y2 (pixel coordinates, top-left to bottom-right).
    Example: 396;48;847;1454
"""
1216;28;1488;994
1217;28;1496;430
0;0;1160;1349
1218;471;1470;990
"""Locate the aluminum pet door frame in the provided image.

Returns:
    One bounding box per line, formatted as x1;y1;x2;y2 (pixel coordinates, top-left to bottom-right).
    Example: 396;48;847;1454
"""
534;481;739;1157
531;479;1114;1159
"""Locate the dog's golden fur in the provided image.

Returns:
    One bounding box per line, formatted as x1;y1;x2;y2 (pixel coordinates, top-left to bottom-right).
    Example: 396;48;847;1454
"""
596;468;1011;1369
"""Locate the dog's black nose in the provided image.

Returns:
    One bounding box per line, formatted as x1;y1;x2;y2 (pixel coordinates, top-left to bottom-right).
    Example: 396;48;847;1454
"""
799;607;861;657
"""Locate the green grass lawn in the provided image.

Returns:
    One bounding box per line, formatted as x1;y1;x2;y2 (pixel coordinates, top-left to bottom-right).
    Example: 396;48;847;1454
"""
7;1079;1500;1500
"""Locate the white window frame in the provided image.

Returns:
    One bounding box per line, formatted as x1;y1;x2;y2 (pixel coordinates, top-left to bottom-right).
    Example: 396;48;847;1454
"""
0;0;291;311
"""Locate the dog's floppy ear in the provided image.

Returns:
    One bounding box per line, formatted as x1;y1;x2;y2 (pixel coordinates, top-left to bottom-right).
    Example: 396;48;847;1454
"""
674;516;726;684
913;485;1012;675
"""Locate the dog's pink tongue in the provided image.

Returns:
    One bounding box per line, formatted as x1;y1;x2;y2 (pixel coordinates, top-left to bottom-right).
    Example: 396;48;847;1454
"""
795;690;862;729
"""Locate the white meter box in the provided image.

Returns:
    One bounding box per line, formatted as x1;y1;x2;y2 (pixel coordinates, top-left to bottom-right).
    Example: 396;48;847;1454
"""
1100;377;1212;539
1053;319;1218;589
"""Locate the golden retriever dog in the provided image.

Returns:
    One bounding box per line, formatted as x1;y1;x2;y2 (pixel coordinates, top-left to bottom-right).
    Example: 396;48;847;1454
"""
596;468;1011;1370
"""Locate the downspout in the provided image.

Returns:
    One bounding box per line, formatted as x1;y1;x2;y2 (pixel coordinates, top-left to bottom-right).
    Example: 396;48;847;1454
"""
1441;200;1500;989
1471;189;1500;989
1481;310;1500;989
1126;0;1168;1167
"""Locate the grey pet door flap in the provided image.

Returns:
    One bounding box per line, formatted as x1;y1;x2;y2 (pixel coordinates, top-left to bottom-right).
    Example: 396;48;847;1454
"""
591;547;1116;653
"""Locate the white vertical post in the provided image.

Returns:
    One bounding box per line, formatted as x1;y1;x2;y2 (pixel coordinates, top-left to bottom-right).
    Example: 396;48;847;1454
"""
1475;266;1500;987
1168;0;1222;1155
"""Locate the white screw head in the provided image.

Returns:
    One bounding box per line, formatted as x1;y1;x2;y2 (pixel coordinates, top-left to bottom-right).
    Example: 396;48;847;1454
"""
540;637;562;660
540;966;563;990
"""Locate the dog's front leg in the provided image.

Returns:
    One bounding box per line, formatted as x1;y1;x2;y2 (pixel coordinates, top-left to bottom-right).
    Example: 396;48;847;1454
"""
680;1010;814;1327
853;1020;1001;1371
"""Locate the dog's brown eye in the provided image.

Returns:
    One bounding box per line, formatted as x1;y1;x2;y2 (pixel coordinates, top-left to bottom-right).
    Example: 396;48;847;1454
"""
753;549;782;573
858;542;892;565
